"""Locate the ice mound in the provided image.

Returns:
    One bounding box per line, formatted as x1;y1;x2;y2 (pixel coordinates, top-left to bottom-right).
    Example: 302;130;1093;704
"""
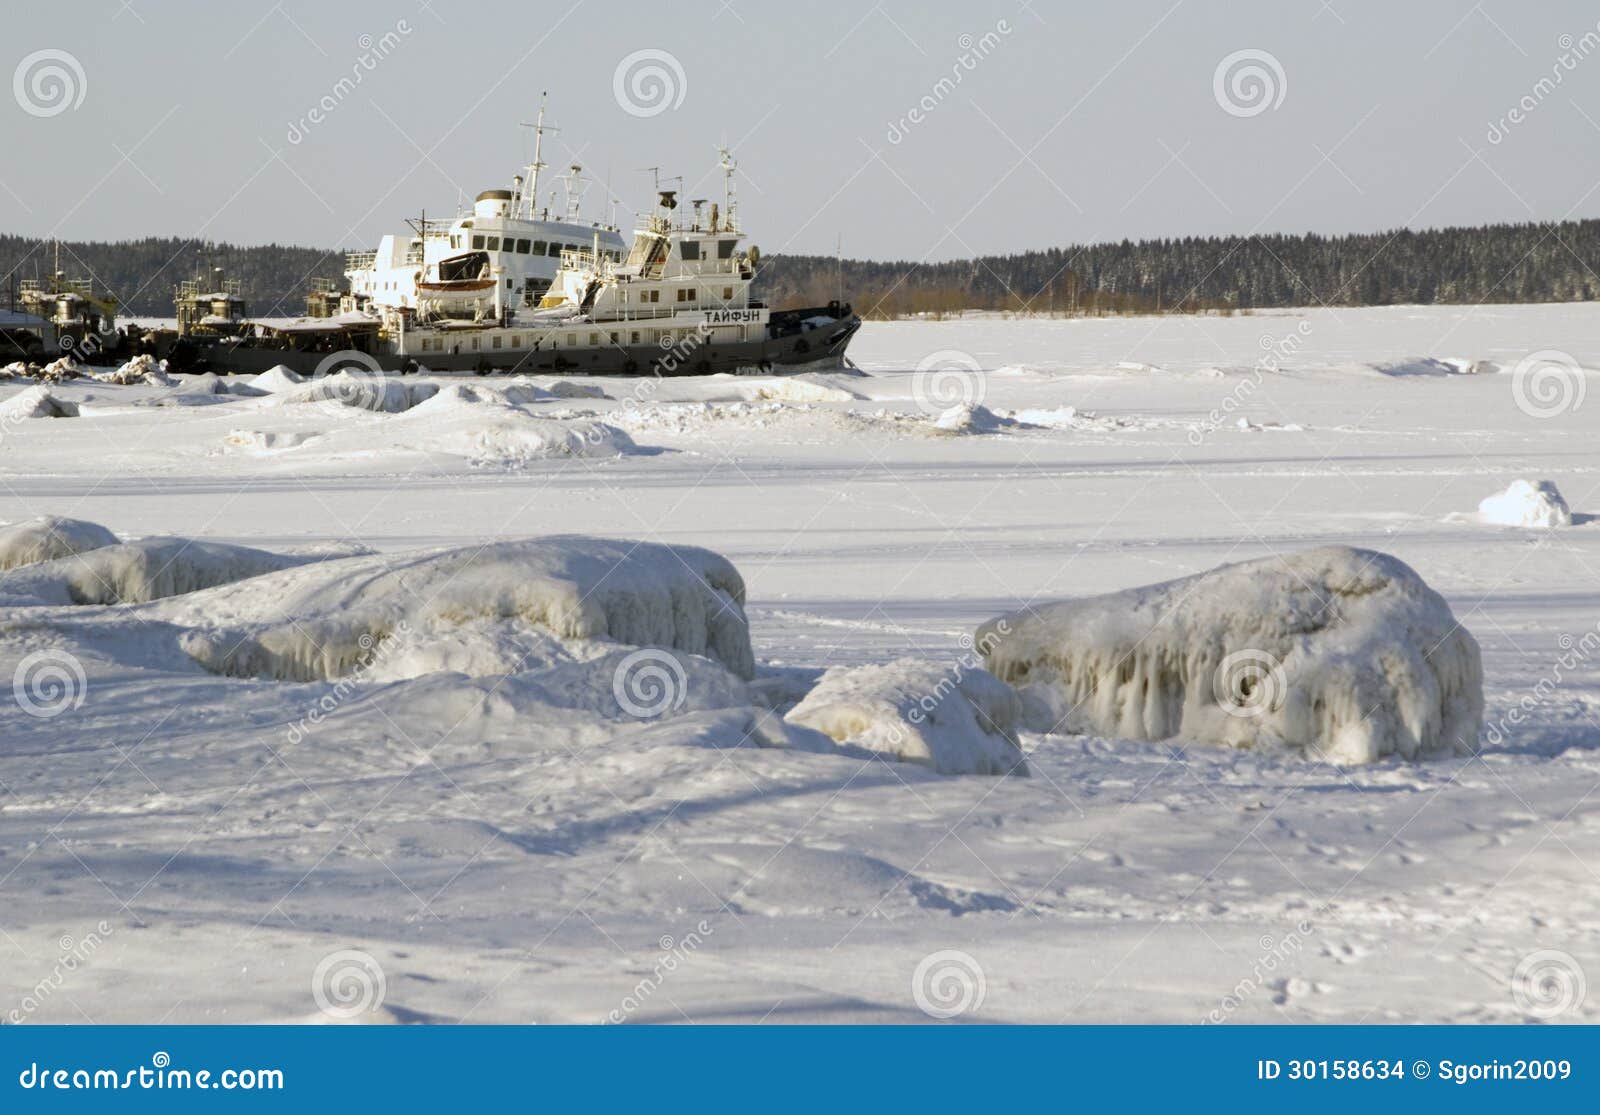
932;403;1013;434
94;354;174;386
172;537;756;683
1374;357;1497;377
279;370;431;413
223;429;317;453
37;357;81;383
978;546;1483;764
250;365;306;393
1477;479;1572;529
428;419;637;465
0;384;78;419
785;658;1027;775
738;377;859;404
547;379;608;399
0;517;119;571
0;536;320;606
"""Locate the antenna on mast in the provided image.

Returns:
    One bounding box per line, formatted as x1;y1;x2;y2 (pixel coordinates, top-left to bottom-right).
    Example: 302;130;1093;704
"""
518;93;559;220
717;146;739;231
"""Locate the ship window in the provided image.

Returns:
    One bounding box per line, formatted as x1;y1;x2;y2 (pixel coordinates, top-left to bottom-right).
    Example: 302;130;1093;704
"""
532;240;546;254
472;235;485;249
516;238;531;254
590;332;600;345
492;335;503;349
471;337;480;351
723;287;733;300
609;332;618;344
566;334;576;346
547;242;563;257
506;278;513;288
631;331;640;344
679;241;700;261
718;239;736;259
511;335;521;348
676;288;694;302
485;236;500;251
644;289;660;303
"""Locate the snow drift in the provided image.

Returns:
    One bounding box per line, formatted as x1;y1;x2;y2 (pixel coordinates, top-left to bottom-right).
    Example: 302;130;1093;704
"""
786;658;1027;775
0;517;119;571
1477;479;1573;528
977;546;1483;764
0;536;319;606
174;537;756;683
0;385;78;419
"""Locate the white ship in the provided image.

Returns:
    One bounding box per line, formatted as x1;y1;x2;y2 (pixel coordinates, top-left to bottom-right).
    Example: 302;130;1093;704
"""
175;148;860;377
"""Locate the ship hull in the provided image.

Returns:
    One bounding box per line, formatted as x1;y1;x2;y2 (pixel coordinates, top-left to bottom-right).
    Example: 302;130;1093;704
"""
174;305;862;378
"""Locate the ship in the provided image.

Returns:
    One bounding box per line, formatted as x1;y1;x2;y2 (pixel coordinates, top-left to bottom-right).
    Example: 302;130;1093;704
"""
170;146;860;378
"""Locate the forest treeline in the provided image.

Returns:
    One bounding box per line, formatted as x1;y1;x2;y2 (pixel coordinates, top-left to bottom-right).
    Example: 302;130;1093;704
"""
4;219;1597;319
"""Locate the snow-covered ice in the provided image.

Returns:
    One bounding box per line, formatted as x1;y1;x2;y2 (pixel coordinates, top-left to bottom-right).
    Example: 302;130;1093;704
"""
2;304;1599;1025
1476;479;1574;529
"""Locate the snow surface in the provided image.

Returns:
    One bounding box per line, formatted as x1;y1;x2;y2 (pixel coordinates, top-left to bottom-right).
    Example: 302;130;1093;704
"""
3;305;1600;1025
978;546;1483;764
1477;479;1574;529
786;658;1026;775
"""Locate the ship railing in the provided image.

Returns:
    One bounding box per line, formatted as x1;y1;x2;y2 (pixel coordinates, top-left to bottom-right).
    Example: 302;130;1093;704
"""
345;250;378;272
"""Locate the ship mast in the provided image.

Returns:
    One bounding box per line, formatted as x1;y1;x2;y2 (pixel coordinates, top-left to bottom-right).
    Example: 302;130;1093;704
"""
518;93;558;221
718;146;739;232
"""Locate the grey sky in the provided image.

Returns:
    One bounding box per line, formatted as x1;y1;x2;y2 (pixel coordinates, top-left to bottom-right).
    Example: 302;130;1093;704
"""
3;0;1599;262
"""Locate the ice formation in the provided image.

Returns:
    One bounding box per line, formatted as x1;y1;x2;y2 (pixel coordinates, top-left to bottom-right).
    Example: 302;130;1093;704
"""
0;537;319;606
785;658;1027;775
1477;479;1573;529
977;546;1483;764
173;537;756;683
0;517;119;571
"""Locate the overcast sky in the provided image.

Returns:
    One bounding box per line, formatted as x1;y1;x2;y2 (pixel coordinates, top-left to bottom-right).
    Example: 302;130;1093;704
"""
3;0;1599;262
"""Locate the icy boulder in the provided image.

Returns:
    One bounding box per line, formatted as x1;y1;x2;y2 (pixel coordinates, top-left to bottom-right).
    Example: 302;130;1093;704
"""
977;546;1483;764
0;384;78;419
280;370;421;413
547;379;608;400
932;404;1013;434
173;537;756;683
785;658;1027;775
1477;479;1572;529
0;537;319;606
0;517;119;571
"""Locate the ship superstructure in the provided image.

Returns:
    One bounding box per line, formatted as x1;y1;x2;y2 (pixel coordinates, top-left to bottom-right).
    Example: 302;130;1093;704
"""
343;101;626;319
